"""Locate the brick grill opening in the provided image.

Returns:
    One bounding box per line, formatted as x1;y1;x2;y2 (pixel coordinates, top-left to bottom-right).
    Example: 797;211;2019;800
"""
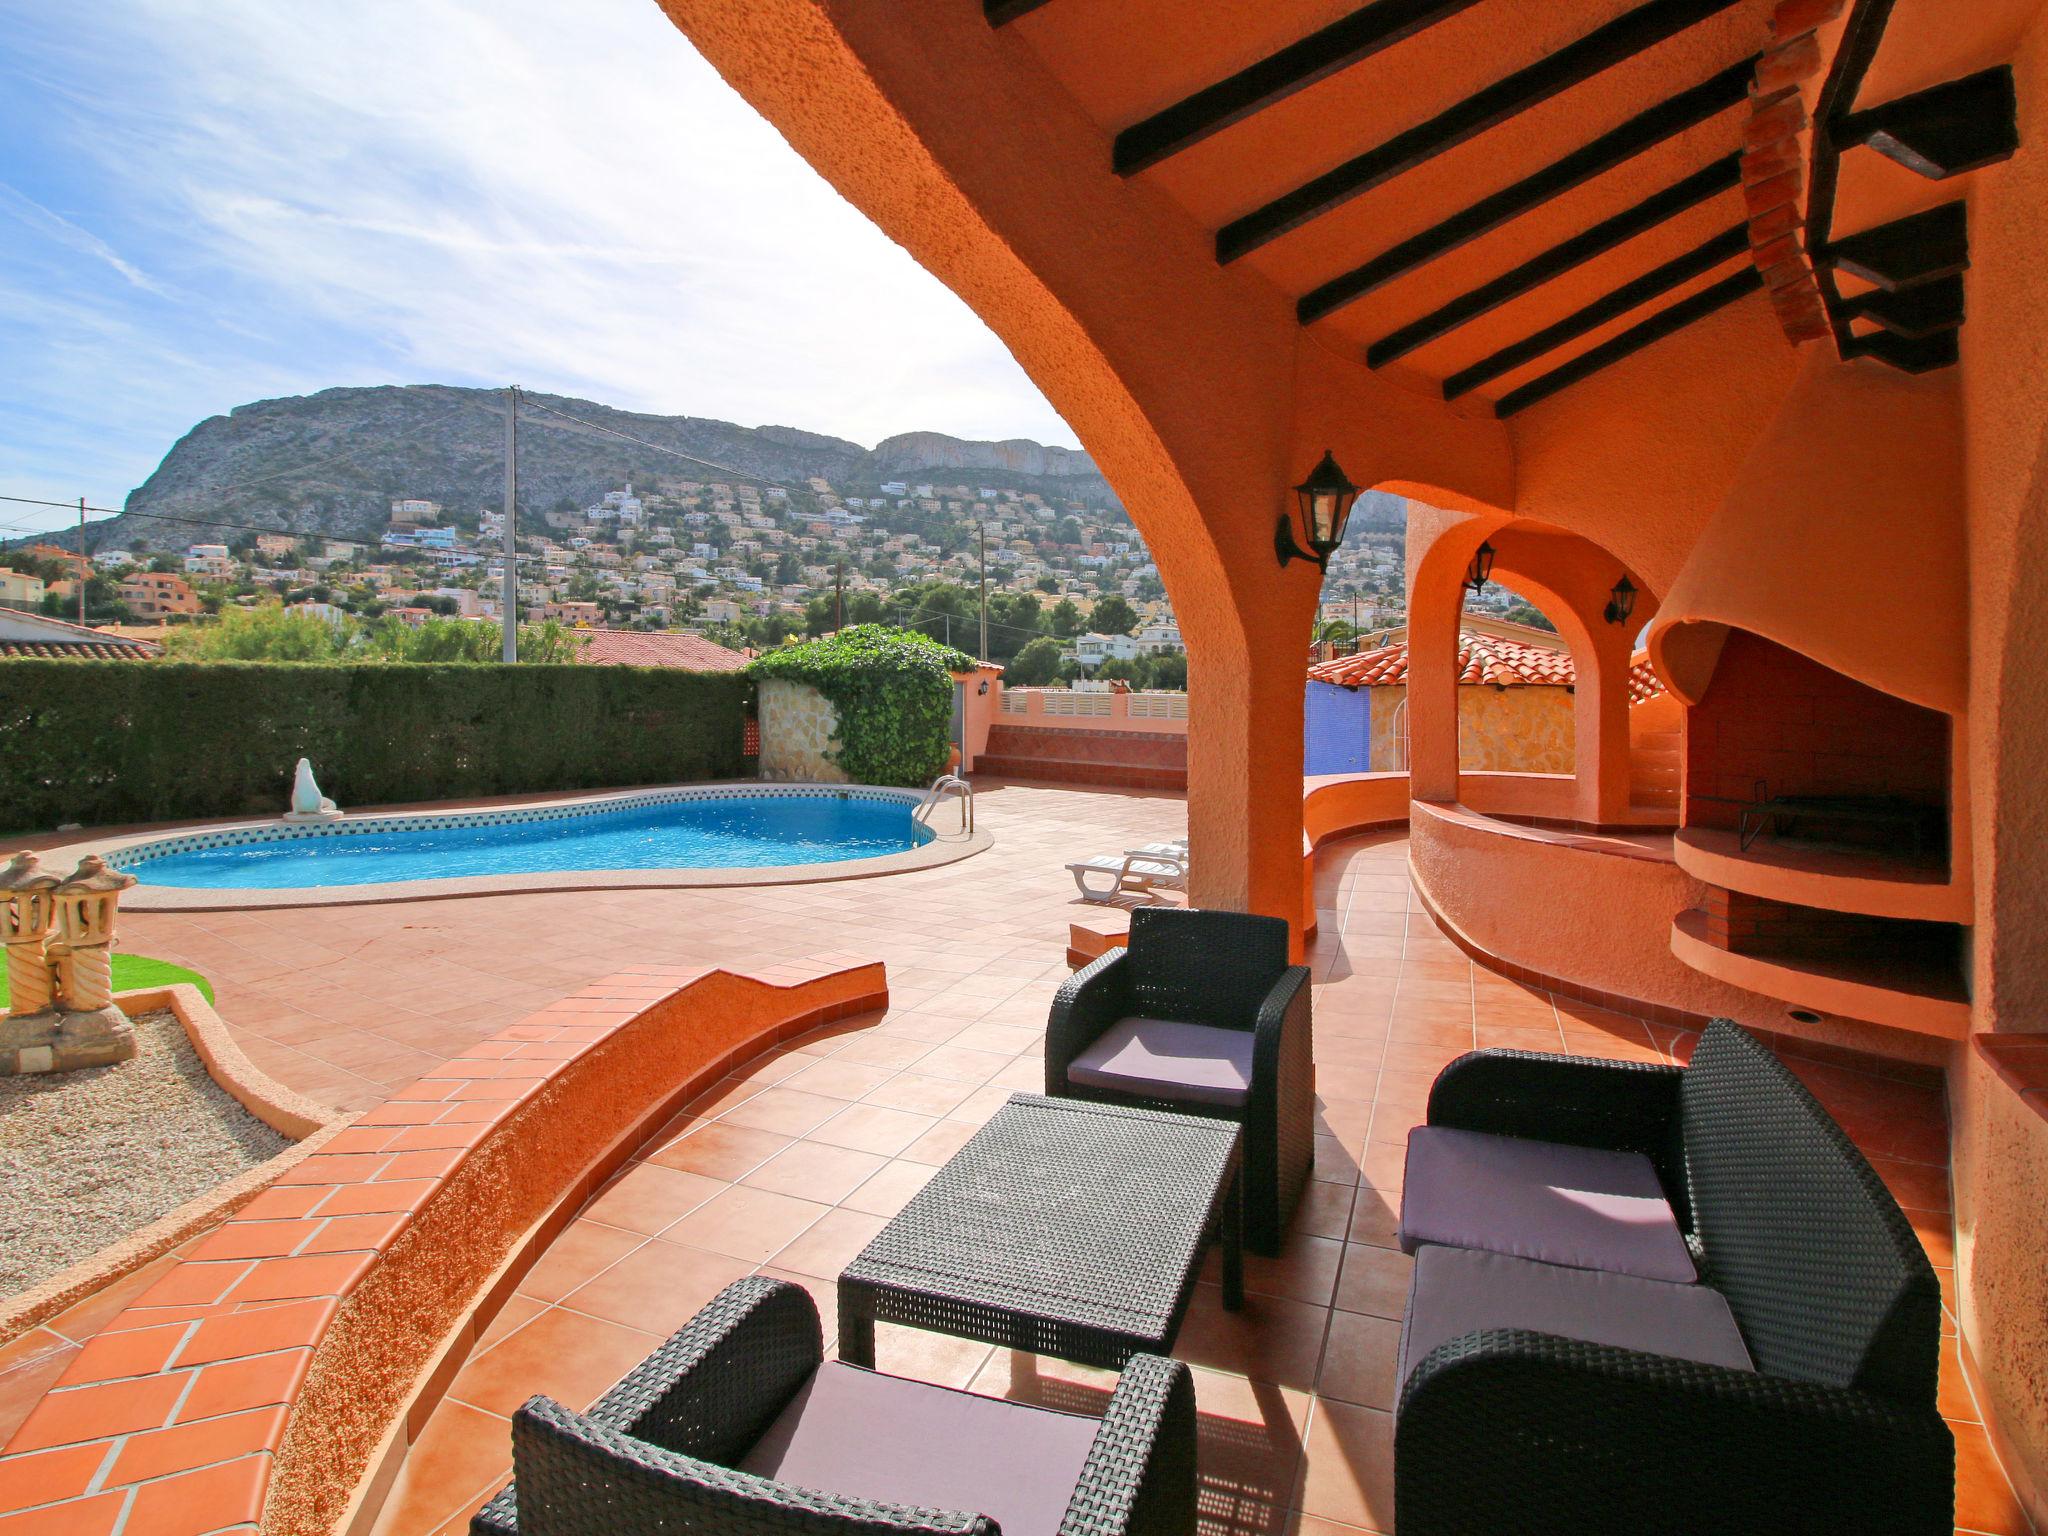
1686;631;1948;862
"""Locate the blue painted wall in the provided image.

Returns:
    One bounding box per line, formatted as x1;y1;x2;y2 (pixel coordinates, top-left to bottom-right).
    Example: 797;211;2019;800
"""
1304;681;1370;774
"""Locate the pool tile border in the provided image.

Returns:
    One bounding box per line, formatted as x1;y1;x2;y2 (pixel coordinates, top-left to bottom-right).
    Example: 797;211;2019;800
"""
0;954;889;1536
43;783;989;911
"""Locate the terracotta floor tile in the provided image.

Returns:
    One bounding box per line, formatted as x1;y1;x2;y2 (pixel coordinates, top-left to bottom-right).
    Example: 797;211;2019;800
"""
826;1034;937;1071
1316;1310;1401;1411
1173;1285;1329;1392
769;1207;889;1280
777;1057;899;1102
1311;1135;1362;1188
1207;1234;1345;1308
1182;1368;1314;1509
513;1221;643;1305
741;1141;887;1205
862;1072;979;1117
647;1121;791;1181
845;1322;993;1389
717;1087;846;1137
0;1338;80;1448
895;1117;981;1167
472;1295;547;1354
579;1164;724;1237
366;1401;510;1536
664;1185;830;1264
905;1044;1014;1085
1332;1245;1411;1322
560;1240;754;1338
1950;1418;2030;1535
1294;1399;1395;1533
1291;1181;1356;1243
809;1103;936;1157
1345;1187;1400;1250
842;1158;940;1218
452;1307;662;1419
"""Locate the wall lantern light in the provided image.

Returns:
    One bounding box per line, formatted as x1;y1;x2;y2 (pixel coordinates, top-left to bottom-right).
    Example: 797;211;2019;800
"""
1276;450;1362;572
1603;575;1638;626
1464;540;1497;594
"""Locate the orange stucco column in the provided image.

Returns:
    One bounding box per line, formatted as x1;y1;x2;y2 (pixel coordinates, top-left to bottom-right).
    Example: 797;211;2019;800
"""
1406;513;1505;803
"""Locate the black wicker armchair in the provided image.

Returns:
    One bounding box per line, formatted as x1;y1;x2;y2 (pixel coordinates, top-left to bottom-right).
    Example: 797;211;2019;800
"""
1046;907;1312;1255
1391;1019;1954;1535
473;1276;1198;1536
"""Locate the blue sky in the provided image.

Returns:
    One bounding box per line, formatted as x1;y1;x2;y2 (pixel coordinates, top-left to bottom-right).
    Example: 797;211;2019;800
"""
0;0;1075;539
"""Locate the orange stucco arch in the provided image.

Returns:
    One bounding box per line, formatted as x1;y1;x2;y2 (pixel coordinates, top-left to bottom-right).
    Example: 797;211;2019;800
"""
1408;511;1654;826
657;0;1515;941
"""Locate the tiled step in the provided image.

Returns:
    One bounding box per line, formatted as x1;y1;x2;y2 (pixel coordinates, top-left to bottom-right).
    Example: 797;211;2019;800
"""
972;755;1186;791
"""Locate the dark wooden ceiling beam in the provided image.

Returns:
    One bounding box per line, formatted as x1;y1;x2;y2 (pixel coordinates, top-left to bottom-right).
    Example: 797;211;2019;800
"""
1217;0;1745;263
1842;328;1960;372
1298;57;1755;324
1365;152;1741;367
985;0;1054;25
1445;223;1749;399
1821;200;1969;290
1840;274;1964;337
1114;0;1486;176
1493;266;1764;416
1833;66;2018;179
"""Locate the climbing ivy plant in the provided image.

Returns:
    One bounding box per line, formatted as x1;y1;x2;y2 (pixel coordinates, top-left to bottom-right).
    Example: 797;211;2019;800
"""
750;625;974;787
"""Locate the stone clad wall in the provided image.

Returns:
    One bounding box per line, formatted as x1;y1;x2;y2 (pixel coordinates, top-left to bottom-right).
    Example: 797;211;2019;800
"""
757;678;847;783
1365;683;1576;774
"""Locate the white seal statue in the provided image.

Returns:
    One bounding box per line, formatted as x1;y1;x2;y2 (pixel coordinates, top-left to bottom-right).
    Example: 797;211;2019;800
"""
282;758;343;823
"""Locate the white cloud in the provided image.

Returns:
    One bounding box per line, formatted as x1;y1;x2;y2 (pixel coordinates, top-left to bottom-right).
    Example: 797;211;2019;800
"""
0;182;170;297
0;0;1079;532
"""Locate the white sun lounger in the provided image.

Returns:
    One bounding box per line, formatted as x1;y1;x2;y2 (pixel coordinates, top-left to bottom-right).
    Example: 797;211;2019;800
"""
1067;844;1188;902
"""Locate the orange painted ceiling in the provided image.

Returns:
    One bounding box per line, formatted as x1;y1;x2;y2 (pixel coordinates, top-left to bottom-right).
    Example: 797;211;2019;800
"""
1005;0;1781;413
997;0;2027;413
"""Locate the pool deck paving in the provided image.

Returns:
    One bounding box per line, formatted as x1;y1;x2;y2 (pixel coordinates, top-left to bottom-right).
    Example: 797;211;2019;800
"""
0;779;2020;1535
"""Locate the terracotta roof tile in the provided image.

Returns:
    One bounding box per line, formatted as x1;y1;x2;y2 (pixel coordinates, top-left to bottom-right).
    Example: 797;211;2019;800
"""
1307;631;1664;702
0;639;158;660
573;630;749;672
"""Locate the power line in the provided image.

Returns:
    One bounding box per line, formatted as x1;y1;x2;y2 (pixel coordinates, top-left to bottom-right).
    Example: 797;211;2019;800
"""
514;395;796;487
0;494;356;542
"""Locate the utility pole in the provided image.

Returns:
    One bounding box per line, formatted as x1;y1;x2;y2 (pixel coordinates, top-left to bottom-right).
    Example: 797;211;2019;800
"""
834;560;844;631
977;524;988;663
500;385;518;663
77;497;86;625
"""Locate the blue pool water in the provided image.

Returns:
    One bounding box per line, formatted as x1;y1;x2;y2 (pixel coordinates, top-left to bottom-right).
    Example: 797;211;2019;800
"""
123;793;931;889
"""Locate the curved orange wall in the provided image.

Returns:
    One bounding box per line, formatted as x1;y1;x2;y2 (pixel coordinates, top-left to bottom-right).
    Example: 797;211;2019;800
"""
1952;6;2048;1516
1408;800;1950;1067
1647;347;1968;715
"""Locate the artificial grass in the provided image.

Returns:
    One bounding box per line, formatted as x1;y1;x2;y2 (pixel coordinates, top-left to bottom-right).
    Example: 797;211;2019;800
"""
0;953;214;1008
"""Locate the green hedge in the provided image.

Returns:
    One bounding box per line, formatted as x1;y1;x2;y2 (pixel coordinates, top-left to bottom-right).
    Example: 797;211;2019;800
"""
749;625;972;787
0;660;754;833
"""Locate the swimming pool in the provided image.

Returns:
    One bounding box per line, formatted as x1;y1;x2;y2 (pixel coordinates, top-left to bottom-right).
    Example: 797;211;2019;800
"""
114;787;935;891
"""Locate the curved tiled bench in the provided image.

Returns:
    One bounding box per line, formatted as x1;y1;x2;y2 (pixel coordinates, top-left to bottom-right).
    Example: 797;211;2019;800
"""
0;955;887;1536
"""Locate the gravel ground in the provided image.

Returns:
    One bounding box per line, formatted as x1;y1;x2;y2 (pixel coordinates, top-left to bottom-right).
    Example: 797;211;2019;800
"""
0;1010;292;1298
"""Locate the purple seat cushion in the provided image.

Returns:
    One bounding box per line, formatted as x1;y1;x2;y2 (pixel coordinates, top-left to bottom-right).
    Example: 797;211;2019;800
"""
1399;1125;1696;1282
1397;1244;1753;1413
738;1362;1100;1536
1066;1017;1254;1109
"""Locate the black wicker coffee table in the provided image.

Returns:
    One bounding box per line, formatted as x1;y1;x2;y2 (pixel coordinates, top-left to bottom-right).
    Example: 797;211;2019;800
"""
838;1093;1243;1371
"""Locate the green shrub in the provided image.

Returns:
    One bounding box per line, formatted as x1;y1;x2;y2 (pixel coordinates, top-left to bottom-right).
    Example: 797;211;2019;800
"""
750;625;972;787
0;660;752;833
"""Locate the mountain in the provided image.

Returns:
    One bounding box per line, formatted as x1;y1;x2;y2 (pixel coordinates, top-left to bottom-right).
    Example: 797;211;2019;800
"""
64;385;1123;553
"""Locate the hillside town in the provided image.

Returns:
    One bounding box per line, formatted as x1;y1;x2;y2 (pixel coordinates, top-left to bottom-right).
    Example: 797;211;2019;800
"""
0;469;1411;674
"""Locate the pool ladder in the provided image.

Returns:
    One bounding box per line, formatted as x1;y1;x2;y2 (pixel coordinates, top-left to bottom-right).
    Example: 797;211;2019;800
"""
913;773;974;838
